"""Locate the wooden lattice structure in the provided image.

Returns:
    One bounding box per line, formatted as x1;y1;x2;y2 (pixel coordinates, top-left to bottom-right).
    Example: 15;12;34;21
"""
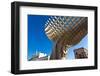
45;16;88;59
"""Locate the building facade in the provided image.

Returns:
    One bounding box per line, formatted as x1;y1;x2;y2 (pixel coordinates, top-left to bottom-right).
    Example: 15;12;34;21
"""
74;47;88;59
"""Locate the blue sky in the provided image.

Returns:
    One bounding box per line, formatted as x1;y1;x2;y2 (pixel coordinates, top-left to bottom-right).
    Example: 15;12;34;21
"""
28;15;88;60
28;15;53;60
